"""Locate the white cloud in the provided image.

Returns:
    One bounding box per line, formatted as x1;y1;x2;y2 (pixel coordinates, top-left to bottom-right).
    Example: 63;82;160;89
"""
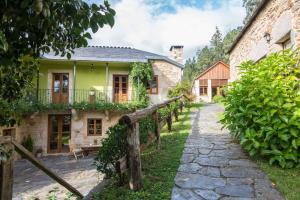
90;0;246;60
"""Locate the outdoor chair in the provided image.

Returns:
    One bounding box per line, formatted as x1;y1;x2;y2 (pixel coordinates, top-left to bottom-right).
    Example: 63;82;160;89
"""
70;141;84;160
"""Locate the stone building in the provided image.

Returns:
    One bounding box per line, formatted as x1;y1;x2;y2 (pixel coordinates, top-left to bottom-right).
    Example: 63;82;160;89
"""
192;61;230;102
0;46;183;156
229;0;300;81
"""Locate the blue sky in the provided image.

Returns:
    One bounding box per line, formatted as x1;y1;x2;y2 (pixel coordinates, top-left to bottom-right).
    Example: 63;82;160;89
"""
89;0;246;60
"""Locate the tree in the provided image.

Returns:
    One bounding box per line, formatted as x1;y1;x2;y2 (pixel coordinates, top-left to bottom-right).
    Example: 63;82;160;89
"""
0;0;115;126
183;57;197;82
183;27;241;82
222;27;243;62
210;27;224;62
243;0;262;24
196;46;214;72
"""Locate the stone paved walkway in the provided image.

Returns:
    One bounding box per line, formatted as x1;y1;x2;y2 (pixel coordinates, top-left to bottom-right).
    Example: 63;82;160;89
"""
172;104;284;200
13;155;104;200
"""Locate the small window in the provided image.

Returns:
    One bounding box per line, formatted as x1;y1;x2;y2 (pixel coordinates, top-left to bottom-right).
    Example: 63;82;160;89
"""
200;87;208;96
146;76;158;94
87;119;102;136
2;128;15;138
282;38;292;50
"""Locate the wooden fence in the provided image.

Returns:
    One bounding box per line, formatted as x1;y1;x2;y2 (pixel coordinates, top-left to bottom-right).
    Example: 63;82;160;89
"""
118;95;187;190
0;95;189;199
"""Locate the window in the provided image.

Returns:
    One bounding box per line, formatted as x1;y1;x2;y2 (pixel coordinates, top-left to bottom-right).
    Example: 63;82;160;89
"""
87;119;102;135
2;128;15;138
200;86;208;96
276;32;292;50
282;38;292;50
146;76;158;94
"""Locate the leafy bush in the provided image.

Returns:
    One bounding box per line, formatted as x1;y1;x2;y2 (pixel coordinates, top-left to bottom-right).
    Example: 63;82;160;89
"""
222;50;300;168
213;95;224;103
168;81;193;99
94;124;127;177
21;135;34;152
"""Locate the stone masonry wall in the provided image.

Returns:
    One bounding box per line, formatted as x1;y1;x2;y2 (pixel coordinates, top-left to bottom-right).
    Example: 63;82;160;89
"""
151;60;182;103
230;0;300;81
3;110;121;156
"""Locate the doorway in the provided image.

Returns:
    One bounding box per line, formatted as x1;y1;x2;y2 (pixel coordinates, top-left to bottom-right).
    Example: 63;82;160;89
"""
48;115;71;153
113;75;128;102
52;73;69;103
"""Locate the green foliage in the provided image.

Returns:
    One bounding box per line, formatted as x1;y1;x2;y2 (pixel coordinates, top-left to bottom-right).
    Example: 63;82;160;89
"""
183;27;241;82
222;50;300;168
0;99;146;126
139;115;156;144
168;81;192;98
212;95;224;103
0;144;12;162
129;62;154;105
0;0;115;126
21;135;34;152
94;124;128;178
243;0;262;24
93;105;195;200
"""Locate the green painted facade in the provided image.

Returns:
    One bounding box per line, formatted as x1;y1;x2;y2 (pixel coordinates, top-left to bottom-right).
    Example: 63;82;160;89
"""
36;60;132;103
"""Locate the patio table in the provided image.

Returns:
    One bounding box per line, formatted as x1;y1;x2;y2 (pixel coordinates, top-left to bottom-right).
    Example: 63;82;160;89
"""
81;145;101;156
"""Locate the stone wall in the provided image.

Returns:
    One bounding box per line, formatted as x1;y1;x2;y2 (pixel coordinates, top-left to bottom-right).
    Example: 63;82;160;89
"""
150;60;182;103
1;110;121;156
229;0;300;81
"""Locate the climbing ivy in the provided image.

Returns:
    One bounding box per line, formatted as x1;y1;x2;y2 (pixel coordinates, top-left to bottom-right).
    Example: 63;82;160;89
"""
129;62;154;105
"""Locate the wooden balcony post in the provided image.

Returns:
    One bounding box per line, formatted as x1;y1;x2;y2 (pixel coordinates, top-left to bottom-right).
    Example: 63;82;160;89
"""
127;122;142;190
167;104;172;132
0;136;14;200
152;111;161;149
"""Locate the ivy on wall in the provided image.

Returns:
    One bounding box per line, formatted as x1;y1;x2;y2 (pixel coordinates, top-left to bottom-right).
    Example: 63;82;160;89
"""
129;62;154;105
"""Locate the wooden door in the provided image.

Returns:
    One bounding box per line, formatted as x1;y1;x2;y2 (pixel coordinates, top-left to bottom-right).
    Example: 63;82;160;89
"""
113;75;128;102
52;73;69;103
48;115;71;153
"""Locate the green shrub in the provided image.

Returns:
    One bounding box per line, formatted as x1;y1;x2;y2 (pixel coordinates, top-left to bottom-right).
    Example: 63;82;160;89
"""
94;124;127;177
21;135;33;152
168;81;193;99
222;49;300;168
212;95;224;103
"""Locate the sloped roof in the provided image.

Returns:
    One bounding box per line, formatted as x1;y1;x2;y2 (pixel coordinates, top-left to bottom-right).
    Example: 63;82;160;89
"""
228;0;269;53
42;46;184;68
194;61;229;80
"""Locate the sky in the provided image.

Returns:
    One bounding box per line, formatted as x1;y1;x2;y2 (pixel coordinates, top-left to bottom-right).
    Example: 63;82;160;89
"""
89;0;246;60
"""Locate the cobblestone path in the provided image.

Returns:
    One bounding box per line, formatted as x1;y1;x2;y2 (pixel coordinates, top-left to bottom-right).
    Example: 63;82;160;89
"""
172;104;284;200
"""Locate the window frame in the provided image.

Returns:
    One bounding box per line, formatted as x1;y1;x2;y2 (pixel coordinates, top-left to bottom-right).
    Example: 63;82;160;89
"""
200;86;208;96
146;75;159;95
87;118;102;136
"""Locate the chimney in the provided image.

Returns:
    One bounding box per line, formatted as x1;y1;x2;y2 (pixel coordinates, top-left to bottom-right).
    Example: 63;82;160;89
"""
169;45;184;64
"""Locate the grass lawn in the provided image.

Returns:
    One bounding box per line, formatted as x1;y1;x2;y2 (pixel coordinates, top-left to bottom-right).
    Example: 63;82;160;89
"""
93;104;202;200
256;159;300;200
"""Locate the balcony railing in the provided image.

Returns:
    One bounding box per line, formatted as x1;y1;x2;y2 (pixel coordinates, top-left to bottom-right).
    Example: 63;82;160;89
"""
28;89;139;104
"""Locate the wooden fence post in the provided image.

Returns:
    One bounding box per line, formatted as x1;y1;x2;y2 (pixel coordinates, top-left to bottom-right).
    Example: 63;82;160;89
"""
173;100;179;122
0;136;13;200
179;100;184;113
167;104;172;132
152;111;161;149
127;122;142;190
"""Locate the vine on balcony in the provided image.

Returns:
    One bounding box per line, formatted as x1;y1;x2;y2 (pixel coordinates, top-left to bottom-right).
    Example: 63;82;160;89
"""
129;62;154;105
